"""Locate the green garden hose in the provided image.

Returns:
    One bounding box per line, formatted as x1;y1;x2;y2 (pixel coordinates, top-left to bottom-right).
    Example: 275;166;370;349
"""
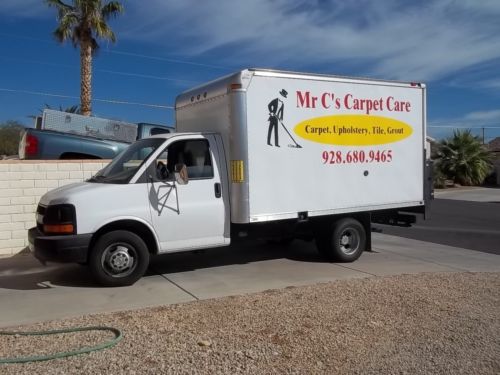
0;326;122;364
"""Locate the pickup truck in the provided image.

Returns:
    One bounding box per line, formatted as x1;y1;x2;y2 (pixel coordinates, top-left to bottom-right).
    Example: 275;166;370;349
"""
19;120;174;160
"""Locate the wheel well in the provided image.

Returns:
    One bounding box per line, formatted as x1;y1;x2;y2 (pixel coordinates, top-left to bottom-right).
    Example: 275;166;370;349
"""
60;152;101;160
312;213;370;229
312;213;371;250
89;220;159;260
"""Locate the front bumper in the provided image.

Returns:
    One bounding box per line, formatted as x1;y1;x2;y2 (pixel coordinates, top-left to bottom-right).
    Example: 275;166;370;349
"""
28;227;92;263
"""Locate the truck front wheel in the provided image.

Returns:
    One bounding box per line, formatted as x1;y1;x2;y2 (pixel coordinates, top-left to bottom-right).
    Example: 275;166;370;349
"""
89;230;150;287
316;218;366;262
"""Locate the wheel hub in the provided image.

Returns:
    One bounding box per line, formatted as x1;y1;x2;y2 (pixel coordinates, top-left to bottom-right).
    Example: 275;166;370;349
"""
103;245;136;275
339;229;359;255
340;234;351;246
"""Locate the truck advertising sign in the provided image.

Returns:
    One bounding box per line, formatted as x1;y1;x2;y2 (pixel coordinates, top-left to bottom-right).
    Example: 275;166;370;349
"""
246;73;425;220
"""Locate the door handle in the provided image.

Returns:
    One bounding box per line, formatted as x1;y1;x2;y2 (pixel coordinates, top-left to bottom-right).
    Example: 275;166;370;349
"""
214;183;221;198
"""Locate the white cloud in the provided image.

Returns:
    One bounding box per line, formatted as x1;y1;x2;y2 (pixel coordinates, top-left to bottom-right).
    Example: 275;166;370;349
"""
118;0;500;82
477;79;500;89
465;110;500;121
428;109;500;142
2;0;499;84
445;59;500;91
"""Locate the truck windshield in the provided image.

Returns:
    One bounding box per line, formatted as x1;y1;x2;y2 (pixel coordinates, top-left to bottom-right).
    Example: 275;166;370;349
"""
88;138;165;184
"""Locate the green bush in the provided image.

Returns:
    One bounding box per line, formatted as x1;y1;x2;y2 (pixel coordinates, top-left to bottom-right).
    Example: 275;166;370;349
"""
434;130;494;186
0;121;25;156
433;165;446;189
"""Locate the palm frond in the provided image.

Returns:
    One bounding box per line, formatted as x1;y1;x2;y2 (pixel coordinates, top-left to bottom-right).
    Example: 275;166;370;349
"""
92;19;115;41
45;0;74;19
101;1;124;20
45;0;73;10
53;13;79;43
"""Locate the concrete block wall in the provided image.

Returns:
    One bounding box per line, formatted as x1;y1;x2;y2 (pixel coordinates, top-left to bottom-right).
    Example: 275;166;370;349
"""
0;160;110;257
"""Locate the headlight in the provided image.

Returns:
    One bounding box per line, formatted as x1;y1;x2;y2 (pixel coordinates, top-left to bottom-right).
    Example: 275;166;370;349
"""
42;204;76;235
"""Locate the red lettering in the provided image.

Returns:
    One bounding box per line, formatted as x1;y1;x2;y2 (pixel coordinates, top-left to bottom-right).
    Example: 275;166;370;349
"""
344;94;353;110
387;96;411;112
335;98;341;109
312;96;318;108
321;93;331;109
296;91;311;108
386;96;395;111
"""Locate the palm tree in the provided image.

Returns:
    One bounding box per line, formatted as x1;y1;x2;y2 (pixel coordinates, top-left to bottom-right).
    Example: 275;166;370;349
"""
435;129;493;186
44;103;81;114
45;0;124;116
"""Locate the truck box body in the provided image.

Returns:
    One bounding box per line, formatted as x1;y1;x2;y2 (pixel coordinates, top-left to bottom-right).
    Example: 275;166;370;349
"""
176;69;426;224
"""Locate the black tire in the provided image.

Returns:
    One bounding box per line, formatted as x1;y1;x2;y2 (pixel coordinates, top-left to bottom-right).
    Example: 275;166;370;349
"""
278;237;294;245
316;218;366;262
89;230;150;287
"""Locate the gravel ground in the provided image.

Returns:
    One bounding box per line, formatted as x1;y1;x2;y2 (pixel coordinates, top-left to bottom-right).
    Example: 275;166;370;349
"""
1;272;499;374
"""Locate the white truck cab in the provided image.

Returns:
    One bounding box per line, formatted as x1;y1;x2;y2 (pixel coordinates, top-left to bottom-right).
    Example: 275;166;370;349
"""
30;132;230;286
29;69;431;286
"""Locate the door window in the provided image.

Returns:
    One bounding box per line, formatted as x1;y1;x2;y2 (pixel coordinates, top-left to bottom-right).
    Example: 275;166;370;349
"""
165;139;213;180
148;139;214;182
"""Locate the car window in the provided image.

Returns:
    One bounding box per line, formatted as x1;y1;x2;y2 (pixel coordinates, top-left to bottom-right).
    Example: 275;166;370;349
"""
150;127;171;136
166;139;214;180
90;138;165;184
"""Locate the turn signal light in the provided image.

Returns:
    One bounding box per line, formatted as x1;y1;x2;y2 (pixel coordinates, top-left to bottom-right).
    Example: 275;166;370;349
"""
229;83;242;90
43;224;74;234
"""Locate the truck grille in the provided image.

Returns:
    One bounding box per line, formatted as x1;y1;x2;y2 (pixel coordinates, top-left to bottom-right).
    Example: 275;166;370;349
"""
36;204;46;232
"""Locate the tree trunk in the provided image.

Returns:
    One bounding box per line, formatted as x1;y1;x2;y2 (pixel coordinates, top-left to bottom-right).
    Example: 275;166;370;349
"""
80;38;93;116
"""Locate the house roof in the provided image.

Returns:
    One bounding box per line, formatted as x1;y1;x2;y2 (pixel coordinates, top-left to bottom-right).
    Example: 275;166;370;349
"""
488;137;500;152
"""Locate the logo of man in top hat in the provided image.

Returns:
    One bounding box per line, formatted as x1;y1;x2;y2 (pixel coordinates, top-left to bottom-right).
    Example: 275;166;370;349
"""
267;89;288;147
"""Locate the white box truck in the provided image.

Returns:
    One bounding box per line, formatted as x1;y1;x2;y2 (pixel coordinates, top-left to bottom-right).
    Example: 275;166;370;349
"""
29;69;431;286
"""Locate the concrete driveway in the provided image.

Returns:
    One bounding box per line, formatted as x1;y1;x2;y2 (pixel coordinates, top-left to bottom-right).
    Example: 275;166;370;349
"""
1;233;499;328
434;186;500;202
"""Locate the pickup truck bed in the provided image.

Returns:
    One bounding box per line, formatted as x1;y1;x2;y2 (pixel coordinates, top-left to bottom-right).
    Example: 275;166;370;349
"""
19;123;174;160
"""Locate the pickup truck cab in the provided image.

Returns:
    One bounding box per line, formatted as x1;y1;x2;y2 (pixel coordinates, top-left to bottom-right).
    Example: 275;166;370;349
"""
29;133;227;286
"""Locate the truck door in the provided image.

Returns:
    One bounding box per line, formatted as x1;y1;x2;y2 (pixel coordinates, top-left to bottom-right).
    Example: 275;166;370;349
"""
148;135;226;252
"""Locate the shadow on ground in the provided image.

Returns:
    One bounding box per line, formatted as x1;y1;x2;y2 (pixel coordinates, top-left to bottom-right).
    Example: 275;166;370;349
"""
0;240;327;291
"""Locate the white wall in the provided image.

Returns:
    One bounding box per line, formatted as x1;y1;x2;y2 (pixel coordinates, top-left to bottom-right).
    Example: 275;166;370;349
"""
0;160;110;256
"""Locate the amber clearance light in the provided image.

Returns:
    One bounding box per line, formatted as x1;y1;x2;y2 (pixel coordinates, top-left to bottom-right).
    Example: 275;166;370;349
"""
43;224;74;234
229;83;242;90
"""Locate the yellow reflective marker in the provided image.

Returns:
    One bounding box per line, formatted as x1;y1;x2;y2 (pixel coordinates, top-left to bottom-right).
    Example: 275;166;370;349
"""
231;160;244;183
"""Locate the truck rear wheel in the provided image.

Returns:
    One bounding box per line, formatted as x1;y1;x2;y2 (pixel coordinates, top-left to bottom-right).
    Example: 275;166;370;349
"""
316;218;366;262
89;230;150;287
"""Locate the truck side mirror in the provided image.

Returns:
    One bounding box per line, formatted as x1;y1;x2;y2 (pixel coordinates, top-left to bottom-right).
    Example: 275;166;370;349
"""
156;161;169;180
174;163;189;185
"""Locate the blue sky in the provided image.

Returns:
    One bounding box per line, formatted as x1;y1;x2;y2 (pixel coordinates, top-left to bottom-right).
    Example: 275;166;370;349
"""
0;0;499;142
